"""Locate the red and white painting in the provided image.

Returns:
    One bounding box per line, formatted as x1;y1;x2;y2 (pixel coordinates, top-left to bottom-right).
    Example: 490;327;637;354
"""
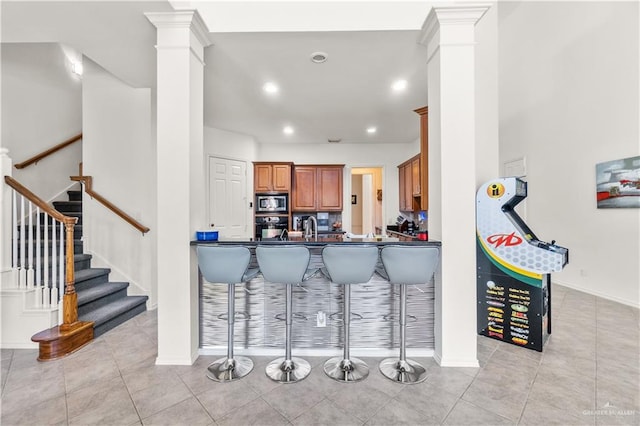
596;155;640;208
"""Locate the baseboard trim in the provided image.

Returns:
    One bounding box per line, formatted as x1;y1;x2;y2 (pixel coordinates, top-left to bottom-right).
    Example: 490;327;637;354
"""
199;346;435;358
553;280;640;309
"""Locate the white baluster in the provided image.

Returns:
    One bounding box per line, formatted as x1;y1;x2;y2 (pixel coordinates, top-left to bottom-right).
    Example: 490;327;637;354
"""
43;286;51;308
51;217;57;307
12;191;18;286
59;221;64;306
18;195;26;288
43;211;49;300
26;201;34;288
36;206;41;286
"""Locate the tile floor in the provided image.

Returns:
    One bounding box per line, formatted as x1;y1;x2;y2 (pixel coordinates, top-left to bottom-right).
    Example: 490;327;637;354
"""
1;285;638;425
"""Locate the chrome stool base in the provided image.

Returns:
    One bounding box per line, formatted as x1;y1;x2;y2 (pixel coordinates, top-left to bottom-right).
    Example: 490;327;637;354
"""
324;356;369;383
379;358;427;384
206;356;254;382
266;357;311;383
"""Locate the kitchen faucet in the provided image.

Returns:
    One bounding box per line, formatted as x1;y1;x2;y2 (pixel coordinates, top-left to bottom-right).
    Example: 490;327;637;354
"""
304;216;318;242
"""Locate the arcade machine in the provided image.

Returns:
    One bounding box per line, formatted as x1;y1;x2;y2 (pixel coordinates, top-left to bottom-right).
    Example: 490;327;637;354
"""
476;177;569;351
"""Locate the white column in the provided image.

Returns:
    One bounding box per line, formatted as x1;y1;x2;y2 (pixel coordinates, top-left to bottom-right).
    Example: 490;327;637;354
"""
0;148;15;284
419;5;490;367
146;10;210;365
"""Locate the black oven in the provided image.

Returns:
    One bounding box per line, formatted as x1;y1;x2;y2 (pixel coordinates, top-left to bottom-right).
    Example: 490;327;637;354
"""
255;216;289;241
256;194;288;213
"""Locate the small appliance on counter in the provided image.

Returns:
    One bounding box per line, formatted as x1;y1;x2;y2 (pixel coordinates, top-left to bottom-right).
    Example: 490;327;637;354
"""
255;194;288;213
317;212;329;231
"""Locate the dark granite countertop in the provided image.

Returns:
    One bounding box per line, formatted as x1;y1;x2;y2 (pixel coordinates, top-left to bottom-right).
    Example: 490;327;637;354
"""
191;239;440;247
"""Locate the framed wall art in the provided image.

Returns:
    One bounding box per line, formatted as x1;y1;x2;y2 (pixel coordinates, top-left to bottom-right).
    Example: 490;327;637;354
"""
596;155;640;208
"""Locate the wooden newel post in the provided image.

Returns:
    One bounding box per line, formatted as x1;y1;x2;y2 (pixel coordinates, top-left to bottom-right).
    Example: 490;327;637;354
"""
60;217;79;331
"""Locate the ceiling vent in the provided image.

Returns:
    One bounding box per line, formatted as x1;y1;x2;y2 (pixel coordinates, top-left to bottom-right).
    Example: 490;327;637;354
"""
310;52;328;64
328;138;341;143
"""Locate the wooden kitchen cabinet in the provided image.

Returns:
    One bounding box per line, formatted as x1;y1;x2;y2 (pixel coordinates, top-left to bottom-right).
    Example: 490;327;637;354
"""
292;165;344;211
398;155;419;211
254;162;292;192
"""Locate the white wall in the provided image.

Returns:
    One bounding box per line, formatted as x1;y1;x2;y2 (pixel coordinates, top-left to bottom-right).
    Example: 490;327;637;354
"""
257;141;418;232
82;59;157;307
499;1;639;306
1;43;82;202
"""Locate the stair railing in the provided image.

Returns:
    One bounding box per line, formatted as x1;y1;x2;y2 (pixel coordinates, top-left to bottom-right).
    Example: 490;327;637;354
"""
14;133;82;169
4;176;79;327
71;167;150;235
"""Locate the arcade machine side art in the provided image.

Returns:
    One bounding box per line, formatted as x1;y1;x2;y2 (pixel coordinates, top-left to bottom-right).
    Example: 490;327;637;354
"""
476;177;569;352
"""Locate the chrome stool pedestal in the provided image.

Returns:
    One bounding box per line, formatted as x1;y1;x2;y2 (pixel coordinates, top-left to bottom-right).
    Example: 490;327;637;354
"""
321;245;378;383
379;245;440;384
257;245;313;384
197;246;259;382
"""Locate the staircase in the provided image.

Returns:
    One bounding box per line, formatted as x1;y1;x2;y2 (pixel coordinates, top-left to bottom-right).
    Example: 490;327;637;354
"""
51;189;148;338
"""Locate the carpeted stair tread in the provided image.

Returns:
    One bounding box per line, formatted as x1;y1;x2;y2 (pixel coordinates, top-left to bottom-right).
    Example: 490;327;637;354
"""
79;296;148;327
77;281;129;305
75;267;110;283
53;201;82;213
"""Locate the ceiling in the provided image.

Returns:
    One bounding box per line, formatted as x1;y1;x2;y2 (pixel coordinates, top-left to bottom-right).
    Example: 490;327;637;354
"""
2;1;434;145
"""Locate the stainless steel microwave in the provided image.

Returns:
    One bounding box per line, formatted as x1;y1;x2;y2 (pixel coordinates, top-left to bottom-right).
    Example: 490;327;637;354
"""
256;194;288;212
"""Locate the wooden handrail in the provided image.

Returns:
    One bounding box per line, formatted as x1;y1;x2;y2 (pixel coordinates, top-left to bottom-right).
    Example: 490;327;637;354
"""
15;133;83;169
4;176;77;227
71;175;150;234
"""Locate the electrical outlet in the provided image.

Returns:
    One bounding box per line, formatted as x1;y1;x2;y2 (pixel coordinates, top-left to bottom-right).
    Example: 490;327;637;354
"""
316;311;326;327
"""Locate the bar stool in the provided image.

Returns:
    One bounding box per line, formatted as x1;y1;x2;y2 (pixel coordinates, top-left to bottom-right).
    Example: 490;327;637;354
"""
256;245;313;383
197;245;259;382
321;245;379;382
379;245;439;384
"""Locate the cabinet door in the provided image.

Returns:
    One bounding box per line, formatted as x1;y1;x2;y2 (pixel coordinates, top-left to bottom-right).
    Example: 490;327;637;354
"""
254;164;273;192
272;164;291;191
398;164;406;211
317;166;343;211
412;157;421;196
292;166;317;211
403;164;412;210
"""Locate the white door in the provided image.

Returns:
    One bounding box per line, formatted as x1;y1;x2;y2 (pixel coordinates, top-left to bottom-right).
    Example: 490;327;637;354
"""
209;157;248;239
362;174;374;234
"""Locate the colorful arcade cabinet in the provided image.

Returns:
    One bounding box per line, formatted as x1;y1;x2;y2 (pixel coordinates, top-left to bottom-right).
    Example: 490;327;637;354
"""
476;177;569;351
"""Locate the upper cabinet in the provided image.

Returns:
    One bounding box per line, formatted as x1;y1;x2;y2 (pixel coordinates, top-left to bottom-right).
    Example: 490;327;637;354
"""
398;155;419;212
398;106;429;212
415;106;429;211
254;162;292;192
292;165;344;211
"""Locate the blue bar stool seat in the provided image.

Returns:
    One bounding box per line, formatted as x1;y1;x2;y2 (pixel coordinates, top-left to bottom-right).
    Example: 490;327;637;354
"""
379;245;440;384
256;245;314;383
197;245;259;382
321;245;379;382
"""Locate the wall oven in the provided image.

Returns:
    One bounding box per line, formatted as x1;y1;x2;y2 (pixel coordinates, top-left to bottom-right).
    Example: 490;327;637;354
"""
255;216;289;240
256;194;288;213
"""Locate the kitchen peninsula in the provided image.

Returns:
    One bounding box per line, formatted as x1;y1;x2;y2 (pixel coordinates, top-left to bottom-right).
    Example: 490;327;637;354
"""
192;239;440;356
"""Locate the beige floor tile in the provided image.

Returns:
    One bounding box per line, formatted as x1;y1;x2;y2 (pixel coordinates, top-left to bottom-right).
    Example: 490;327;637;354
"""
292;398;363;426
197;379;261;420
0;394;67;426
130;373;193;419
141;395;213;426
424;367;476;398
395;382;459;424
365;397;431;425
461;377;529;421
218;397;291;426
67;375;139;426
0;369;66;417
443;399;514;425
261;376;325;421
326;381;392;422
519;397;595;426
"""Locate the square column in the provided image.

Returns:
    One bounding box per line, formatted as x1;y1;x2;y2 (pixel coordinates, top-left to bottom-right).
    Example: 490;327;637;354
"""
146;11;210;365
419;5;490;367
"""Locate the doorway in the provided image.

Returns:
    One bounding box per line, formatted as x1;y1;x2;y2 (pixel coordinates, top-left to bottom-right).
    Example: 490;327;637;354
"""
208;156;248;239
351;167;383;235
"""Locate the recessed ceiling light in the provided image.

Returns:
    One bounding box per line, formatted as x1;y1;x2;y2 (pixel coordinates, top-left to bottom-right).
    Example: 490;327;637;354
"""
310;52;328;64
263;82;279;94
392;79;407;91
283;126;294;135
367;127;377;134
